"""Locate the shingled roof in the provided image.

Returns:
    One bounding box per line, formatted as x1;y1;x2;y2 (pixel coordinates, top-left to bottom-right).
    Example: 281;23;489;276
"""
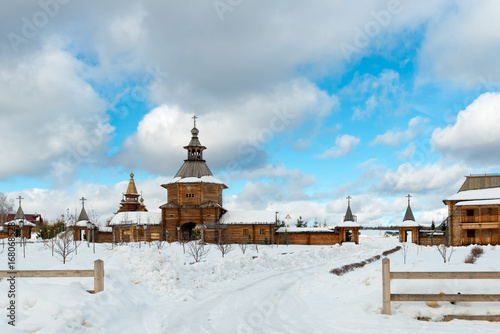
459;174;500;192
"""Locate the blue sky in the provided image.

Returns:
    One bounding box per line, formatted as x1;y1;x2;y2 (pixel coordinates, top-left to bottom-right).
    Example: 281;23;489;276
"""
1;0;500;225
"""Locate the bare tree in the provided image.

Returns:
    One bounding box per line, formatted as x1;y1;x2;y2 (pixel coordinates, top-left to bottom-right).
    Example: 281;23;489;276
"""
238;243;248;254
0;192;14;224
153;239;167;250
401;243;409;264
54;230;76;264
436;244;456;263
215;233;234;258
187;241;210;262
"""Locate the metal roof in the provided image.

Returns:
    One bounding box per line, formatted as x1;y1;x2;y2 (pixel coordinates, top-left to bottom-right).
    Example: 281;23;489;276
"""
403;204;415;222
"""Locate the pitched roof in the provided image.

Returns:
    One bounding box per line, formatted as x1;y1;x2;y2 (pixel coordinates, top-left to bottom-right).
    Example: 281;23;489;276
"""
109;211;161;226
403;204;415;222
77;206;89;222
14;205;25;220
219;211;276;225
344;204;355;222
174;160;214;178
444;187;500;202
126;173;139;195
459;174;500;192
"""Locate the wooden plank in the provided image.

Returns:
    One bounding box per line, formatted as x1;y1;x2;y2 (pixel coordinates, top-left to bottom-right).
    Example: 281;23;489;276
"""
441;315;500;322
391;294;500;302
390;271;500;279
382;258;391;315
94;260;104;293
0;270;94;278
418;315;500;322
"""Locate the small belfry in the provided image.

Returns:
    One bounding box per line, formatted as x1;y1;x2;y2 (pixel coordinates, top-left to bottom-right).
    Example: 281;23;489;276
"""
397;194;420;243
117;167;148;213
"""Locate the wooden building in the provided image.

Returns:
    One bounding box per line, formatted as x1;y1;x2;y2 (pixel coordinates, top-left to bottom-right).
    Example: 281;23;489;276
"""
202;211;276;244
444;174;500;246
109;170;162;242
275;197;361;245
161;119;227;242
109;211;162;243
0;198;35;240
397;194;421;243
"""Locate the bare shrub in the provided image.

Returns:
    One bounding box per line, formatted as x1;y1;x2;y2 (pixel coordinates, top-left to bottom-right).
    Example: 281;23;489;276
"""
471;246;484;257
216;233;234;258
239;243;248;254
464;254;476;264
187;241;209;263
436;244;456;263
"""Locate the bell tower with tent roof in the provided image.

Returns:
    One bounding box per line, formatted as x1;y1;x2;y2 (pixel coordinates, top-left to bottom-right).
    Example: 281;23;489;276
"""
161;116;227;242
117;167;148;213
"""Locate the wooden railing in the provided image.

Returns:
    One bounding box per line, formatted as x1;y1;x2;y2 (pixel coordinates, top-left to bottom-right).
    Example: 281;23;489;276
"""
461;215;499;223
0;260;104;293
382;258;500;319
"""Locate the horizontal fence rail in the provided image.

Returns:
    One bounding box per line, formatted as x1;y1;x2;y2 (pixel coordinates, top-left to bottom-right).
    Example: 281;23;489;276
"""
382;258;500;319
0;260;104;293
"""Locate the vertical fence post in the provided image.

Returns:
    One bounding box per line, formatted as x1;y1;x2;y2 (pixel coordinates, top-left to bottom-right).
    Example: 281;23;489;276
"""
382;257;391;315
94;260;104;293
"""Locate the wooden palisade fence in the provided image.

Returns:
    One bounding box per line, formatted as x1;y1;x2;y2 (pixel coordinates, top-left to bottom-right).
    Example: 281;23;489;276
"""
0;260;104;293
382;258;500;321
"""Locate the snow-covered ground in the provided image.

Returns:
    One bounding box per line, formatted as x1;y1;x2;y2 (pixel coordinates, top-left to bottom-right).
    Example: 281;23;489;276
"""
1;232;500;333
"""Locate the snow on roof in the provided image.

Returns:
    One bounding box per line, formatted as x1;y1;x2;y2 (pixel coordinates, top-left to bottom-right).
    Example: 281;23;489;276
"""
220;211;276;225
397;220;420;228
444;187;500;202
74;220;90;227
109;211;161;226
164;175;226;185
336;220;362;228
98;226;113;233
455;199;500;206
276;227;336;233
4;219;36;227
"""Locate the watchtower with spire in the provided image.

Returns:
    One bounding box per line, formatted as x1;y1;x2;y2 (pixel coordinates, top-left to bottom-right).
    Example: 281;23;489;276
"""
397;194;421;243
161;117;227;242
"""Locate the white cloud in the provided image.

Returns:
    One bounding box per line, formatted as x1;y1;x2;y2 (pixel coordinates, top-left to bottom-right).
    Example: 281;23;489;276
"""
317;134;360;159
119;79;338;176
0;43;111;182
418;1;500;88
371;116;429;146
432;93;500;165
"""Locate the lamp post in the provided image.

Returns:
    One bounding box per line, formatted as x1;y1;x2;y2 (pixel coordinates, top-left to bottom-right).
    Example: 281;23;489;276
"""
177;226;180;242
92;223;96;254
19;219;24;248
143;224;147;244
136;224;140;248
86;221;91;247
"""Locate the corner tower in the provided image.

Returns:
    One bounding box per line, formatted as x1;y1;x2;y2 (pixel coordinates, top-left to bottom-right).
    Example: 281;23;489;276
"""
161;117;227;242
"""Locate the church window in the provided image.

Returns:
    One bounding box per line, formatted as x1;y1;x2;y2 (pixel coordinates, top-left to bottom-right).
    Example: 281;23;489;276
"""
466;209;474;217
467;229;475;238
243;229;248;235
185;193;195;198
151;233;160;240
260;229;265;235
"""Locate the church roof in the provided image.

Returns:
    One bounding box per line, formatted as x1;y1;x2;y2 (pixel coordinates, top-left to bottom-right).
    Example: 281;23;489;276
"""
174;160;214;178
344;204;355;222
126;172;139;195
403;204;415;222
14;204;25;220
77;206;89;222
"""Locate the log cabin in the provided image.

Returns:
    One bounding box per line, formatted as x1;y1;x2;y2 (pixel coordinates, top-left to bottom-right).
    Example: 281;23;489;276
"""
444;174;500;246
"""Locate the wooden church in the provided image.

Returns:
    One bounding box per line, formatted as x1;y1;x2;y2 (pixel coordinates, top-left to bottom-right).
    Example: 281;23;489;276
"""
161;117;228;242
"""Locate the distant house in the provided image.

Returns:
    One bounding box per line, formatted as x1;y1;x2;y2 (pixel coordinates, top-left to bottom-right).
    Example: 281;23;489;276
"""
444;174;500;246
0;199;36;240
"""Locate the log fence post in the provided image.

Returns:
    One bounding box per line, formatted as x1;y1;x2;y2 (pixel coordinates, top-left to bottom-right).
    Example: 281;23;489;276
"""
94;259;104;293
382;258;391;315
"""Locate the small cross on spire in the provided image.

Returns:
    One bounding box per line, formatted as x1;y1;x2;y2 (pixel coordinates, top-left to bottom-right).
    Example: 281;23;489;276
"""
407;194;412;205
80;197;87;208
346;195;352;206
192;115;197;127
17;196;23;207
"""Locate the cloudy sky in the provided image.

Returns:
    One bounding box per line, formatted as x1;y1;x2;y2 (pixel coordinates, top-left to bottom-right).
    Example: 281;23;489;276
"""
1;0;500;226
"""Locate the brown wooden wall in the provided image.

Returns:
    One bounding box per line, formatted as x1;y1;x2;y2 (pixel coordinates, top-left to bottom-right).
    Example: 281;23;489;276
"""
275;231;342;245
166;183;224;206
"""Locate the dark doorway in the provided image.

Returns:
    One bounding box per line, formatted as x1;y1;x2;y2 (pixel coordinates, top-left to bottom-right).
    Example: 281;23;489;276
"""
179;222;197;241
345;230;352;242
